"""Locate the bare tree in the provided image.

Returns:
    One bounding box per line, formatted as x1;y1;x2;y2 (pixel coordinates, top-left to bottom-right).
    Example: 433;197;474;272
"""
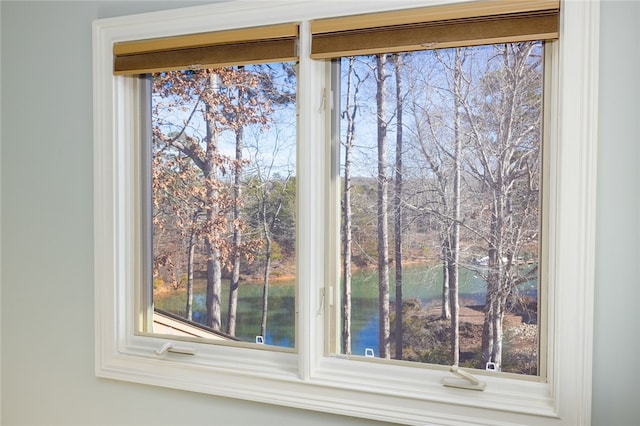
335;43;541;370
403;55;454;322
460;43;542;370
242;114;296;343
375;54;391;359
249;176;291;341
406;48;467;365
340;57;363;355
227;68;246;336
391;53;404;360
228;63;296;336
447;48;464;366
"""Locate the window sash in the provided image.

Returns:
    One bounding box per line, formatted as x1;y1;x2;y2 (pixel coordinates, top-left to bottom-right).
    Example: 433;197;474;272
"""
326;44;550;377
144;66;299;349
310;0;559;58
114;23;299;74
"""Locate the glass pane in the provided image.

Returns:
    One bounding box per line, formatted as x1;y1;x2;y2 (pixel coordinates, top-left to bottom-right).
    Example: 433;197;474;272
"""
338;43;542;374
151;64;297;349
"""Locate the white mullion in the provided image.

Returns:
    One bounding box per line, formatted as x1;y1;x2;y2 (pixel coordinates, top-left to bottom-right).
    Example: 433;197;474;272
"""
296;19;327;381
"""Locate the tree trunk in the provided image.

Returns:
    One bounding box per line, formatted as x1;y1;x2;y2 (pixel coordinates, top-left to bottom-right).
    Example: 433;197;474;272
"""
205;232;222;330
482;270;506;369
227;116;244;336
482;201;506;369
447;246;460;366
392;54;404;360
260;217;272;340
448;48;463;366
376;54;391;359
185;227;196;321
257;177;287;342
441;240;451;320
482;295;505;368
205;72;222;331
342;57;357;355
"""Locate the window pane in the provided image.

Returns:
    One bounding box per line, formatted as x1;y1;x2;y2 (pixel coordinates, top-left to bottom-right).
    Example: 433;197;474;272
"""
151;64;297;349
338;43;542;374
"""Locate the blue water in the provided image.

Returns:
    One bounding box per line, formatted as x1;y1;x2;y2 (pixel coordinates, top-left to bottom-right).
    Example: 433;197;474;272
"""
156;263;537;352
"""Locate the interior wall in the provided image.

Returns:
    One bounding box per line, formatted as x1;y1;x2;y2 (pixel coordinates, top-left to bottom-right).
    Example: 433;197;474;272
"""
0;2;393;425
0;1;637;425
592;0;640;424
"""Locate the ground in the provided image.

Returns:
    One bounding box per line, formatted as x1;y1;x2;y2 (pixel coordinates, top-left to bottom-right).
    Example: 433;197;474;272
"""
405;298;539;375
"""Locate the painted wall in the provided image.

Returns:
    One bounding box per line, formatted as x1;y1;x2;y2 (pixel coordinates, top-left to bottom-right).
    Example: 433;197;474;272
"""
592;1;640;424
0;1;637;425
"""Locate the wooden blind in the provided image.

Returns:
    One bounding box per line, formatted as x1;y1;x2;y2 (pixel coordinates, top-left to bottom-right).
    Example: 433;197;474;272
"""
310;0;559;59
114;23;299;75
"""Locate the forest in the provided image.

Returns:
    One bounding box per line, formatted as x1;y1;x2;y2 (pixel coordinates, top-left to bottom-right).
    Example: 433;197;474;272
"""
152;41;543;375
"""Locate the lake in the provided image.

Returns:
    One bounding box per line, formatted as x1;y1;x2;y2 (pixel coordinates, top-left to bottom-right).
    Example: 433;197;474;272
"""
154;262;537;355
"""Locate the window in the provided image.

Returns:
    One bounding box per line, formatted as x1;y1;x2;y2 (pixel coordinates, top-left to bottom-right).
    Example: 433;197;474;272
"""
148;64;297;348
313;2;559;377
113;23;300;349
329;43;546;376
94;1;599;425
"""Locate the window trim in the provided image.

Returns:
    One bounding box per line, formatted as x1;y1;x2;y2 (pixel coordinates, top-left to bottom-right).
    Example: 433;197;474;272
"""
93;1;599;425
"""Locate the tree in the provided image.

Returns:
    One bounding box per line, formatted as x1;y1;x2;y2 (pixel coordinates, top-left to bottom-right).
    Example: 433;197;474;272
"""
337;43;541;369
341;57;356;355
460;43;542;370
245;175;293;341
217;65;294;333
446;48;464;366
375;54;391;359
202;72;226;330
242;109;296;342
227;66;247;337
391;53;405;360
152;133;206;320
403;52;454;323
153;67;275;331
404;48;467;365
185;218;197;320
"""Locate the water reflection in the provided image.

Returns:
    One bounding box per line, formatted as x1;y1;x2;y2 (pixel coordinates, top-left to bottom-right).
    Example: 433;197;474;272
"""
154;263;537;352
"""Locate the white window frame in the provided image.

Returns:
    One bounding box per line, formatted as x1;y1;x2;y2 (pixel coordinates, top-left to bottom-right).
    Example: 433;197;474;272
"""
93;1;599;425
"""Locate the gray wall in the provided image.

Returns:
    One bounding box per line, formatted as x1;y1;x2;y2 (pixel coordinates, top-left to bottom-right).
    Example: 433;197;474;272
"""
592;1;640;424
1;1;637;425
